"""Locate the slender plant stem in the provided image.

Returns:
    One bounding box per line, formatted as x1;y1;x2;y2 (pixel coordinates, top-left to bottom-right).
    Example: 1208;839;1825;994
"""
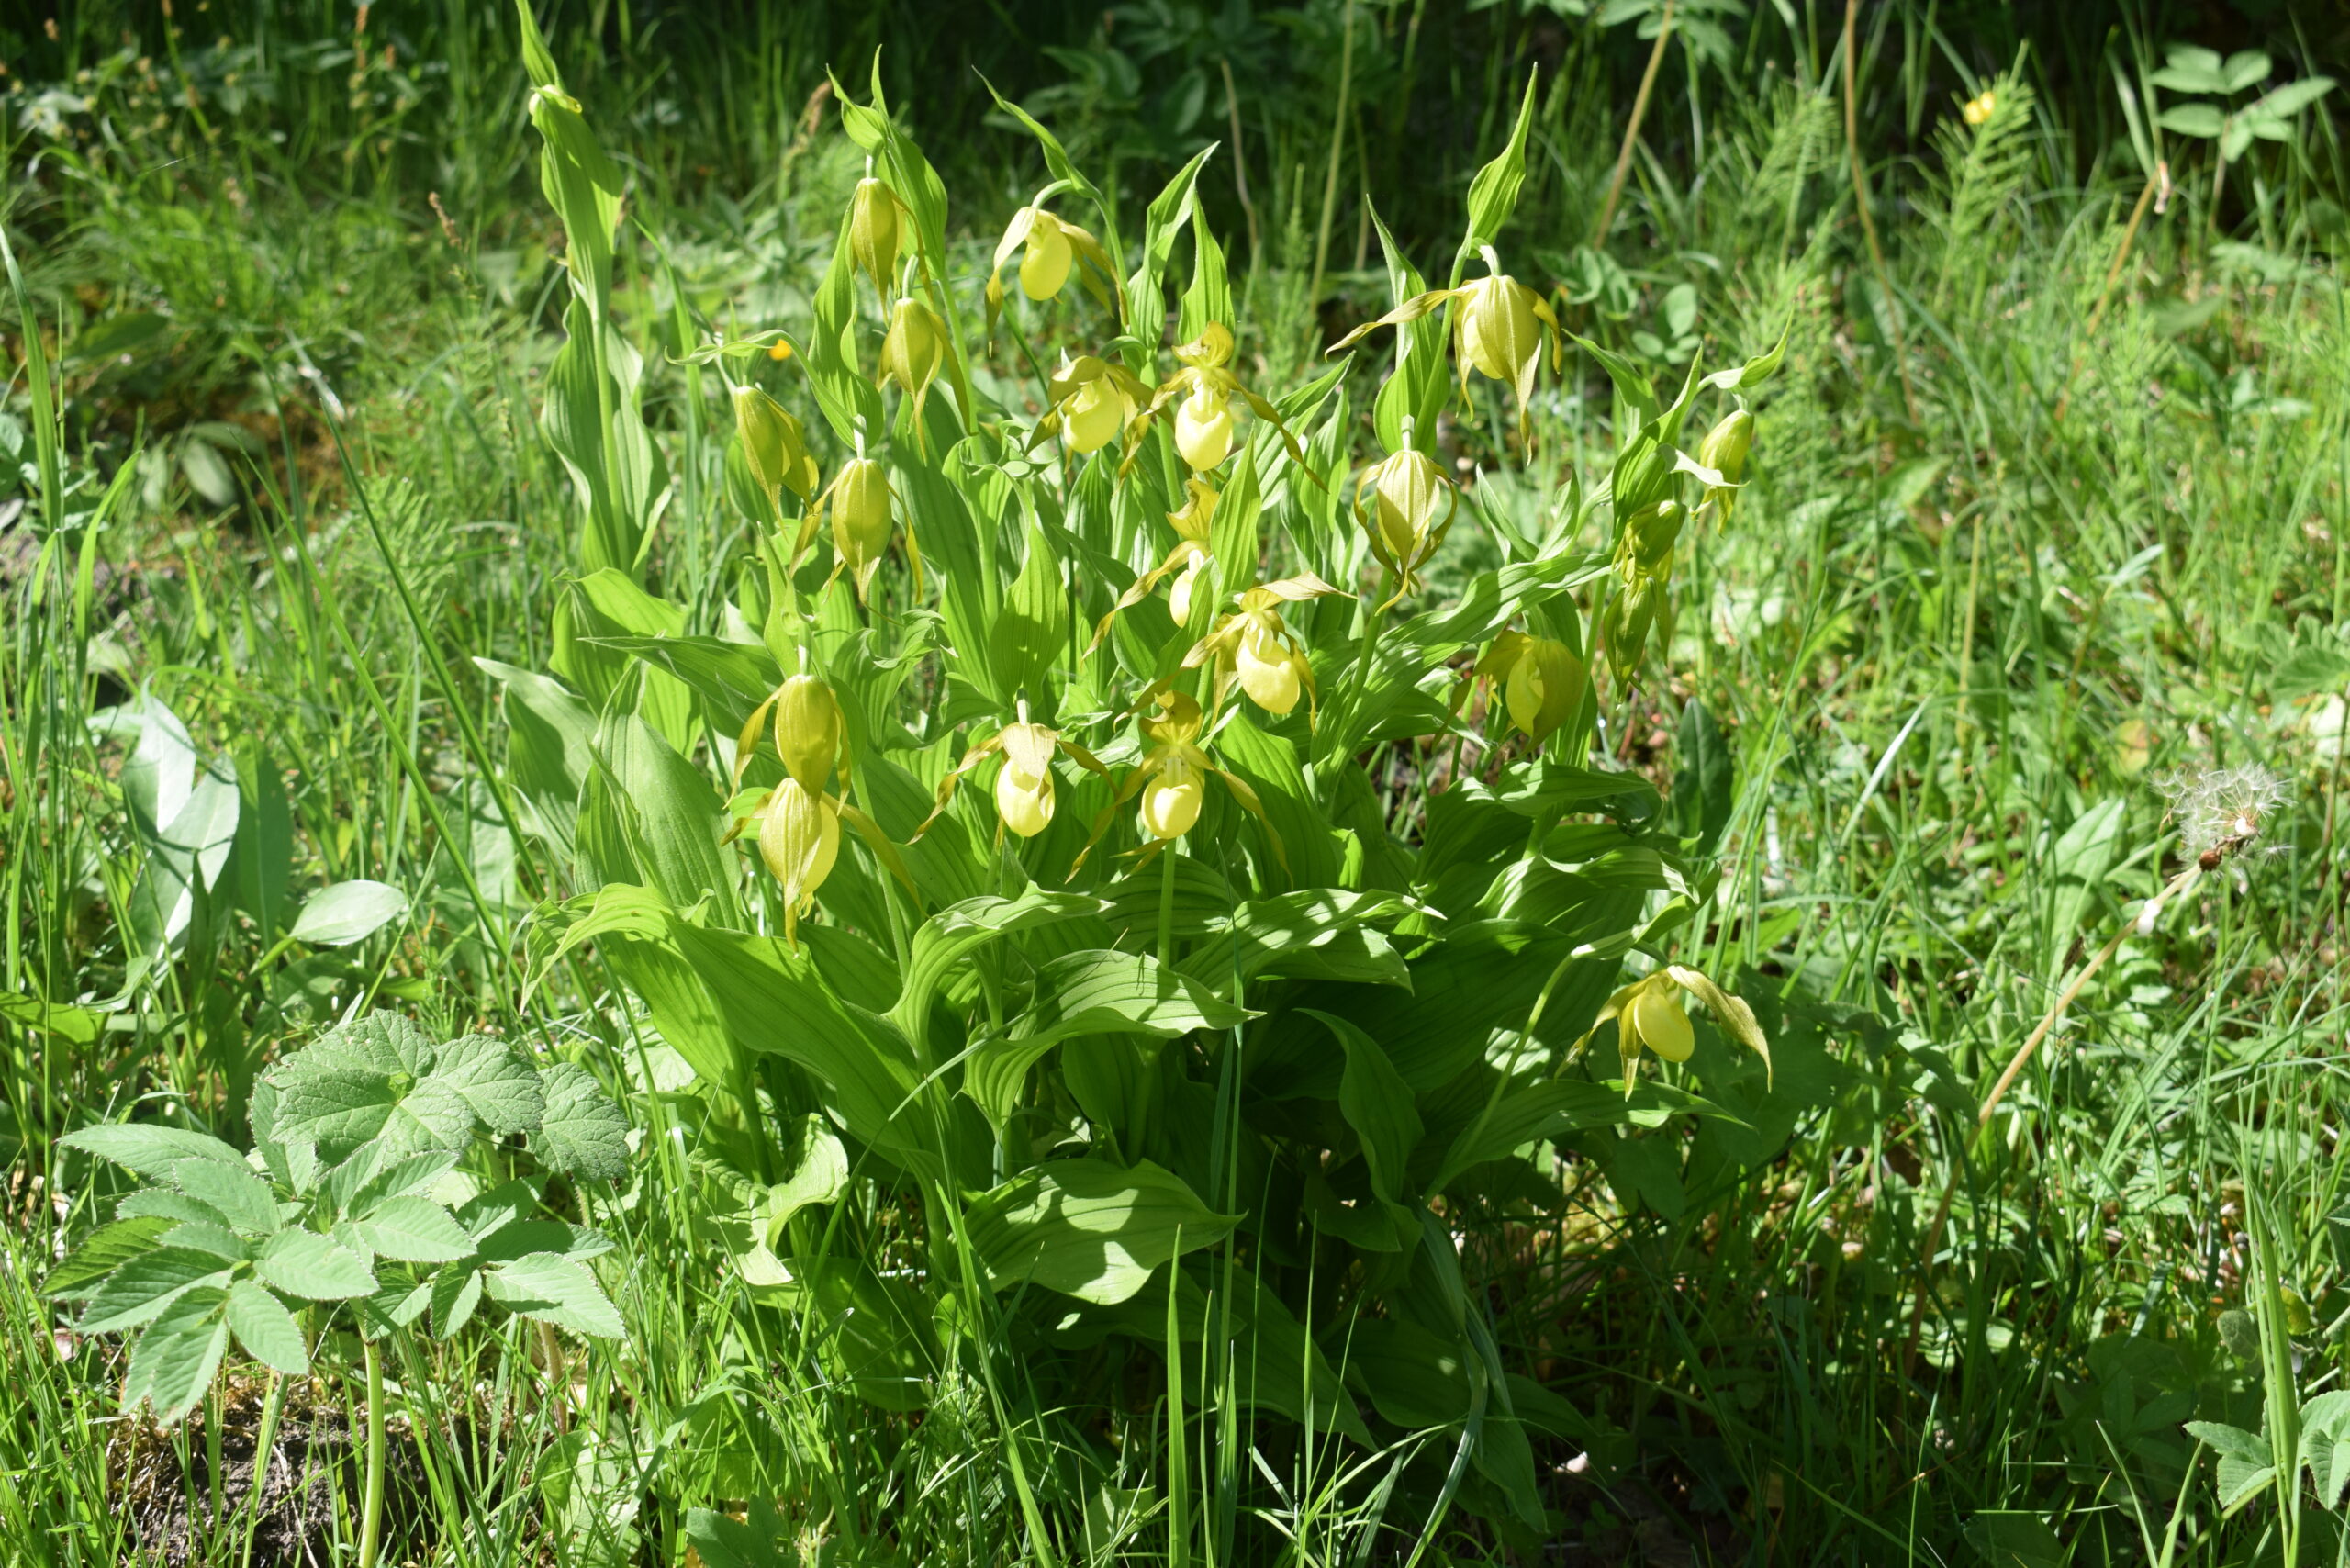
1902;863;2201;1369
358;1338;385;1568
1158;837;1180;969
1841;0;1920;423
2053;166;2162;421
1306;0;1358;316
1592;0;1677;247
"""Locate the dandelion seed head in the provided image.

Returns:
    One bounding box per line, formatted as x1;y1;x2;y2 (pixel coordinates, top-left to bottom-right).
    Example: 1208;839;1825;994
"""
2159;763;2288;858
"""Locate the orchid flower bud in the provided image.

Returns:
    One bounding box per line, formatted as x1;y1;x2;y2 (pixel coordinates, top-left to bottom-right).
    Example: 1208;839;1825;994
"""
733;385;815;507
1459;274;1542;386
832;457;893;598
879;297;946;408
1360;446;1452;569
1485;633;1584;744
1175;386;1234;472
758;778;840;944
1697;408;1753;487
772;673;842;795
848;178;903;297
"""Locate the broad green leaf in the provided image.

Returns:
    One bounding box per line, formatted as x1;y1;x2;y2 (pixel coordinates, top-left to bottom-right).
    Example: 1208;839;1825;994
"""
483;1252;624;1338
124;1287;229;1424
1343;1316;1472;1428
115;1189;239;1229
428;1035;545;1136
1181;890;1416;991
1962;1511;2066;1568
763;1115;849;1238
346;1196;476;1263
1014;950;1255;1049
1434;1080;1688;1191
890;889;1109;1052
43;1215;173;1300
169;1159;281;1238
1310;1011;1424;1224
254;1228;377;1301
1668;701;1735;856
685;1506;796;1568
532;1062;631;1182
62;1123;244;1179
79;1248;235;1332
222;1280;308;1373
431;1265;485;1338
2251;76;2335;120
1453;70;1540;278
0;991;104;1043
2156;103;2225;140
965;1159;1237;1305
287;879;409;946
2047;798;2127;959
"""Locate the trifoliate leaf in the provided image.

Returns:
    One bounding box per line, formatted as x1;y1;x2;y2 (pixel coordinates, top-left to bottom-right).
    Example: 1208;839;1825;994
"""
253;1229;377;1301
124;1287;229;1425
531;1063;629;1182
428;1035;545;1136
43;1215;173;1301
345;1196;475;1263
169;1159;282;1238
79;1249;238;1333
61;1124;245;1179
482;1252;624;1338
222;1281;308;1373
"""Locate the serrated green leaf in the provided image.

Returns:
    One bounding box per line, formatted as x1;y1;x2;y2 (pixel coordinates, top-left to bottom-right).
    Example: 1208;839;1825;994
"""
43;1215;173;1300
79;1248;238;1333
253;1228;377;1301
268;1014;441;1159
160;1222;251;1261
124;1288;229;1425
455;1179;542;1240
483;1252;624;1338
169;1159;281;1238
532;1063;630;1182
62;1124;244;1178
222;1281;308;1373
428;1035;546;1136
115;1189;239;1229
346;1196;476;1263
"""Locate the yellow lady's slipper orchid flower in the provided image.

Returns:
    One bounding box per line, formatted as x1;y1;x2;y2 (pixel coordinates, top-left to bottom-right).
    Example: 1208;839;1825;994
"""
1085;478;1219;655
1575;966;1770;1092
1182;575;1346;722
915;712;1113;845
1072;691;1285;875
1472;631;1585;745
1030;355;1154;457
985;205;1120;336
1326;248;1563;440
726;667;917;947
1130;323;1309;476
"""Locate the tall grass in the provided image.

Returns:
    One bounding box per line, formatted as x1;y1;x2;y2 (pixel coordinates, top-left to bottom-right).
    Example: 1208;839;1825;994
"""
5;2;2348;1563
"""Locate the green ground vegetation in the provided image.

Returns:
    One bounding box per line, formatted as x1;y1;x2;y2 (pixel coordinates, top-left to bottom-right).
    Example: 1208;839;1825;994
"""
4;2;2350;1563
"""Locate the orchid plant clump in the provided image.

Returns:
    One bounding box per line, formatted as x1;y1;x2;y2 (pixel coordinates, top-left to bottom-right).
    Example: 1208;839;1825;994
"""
503;26;1796;1551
